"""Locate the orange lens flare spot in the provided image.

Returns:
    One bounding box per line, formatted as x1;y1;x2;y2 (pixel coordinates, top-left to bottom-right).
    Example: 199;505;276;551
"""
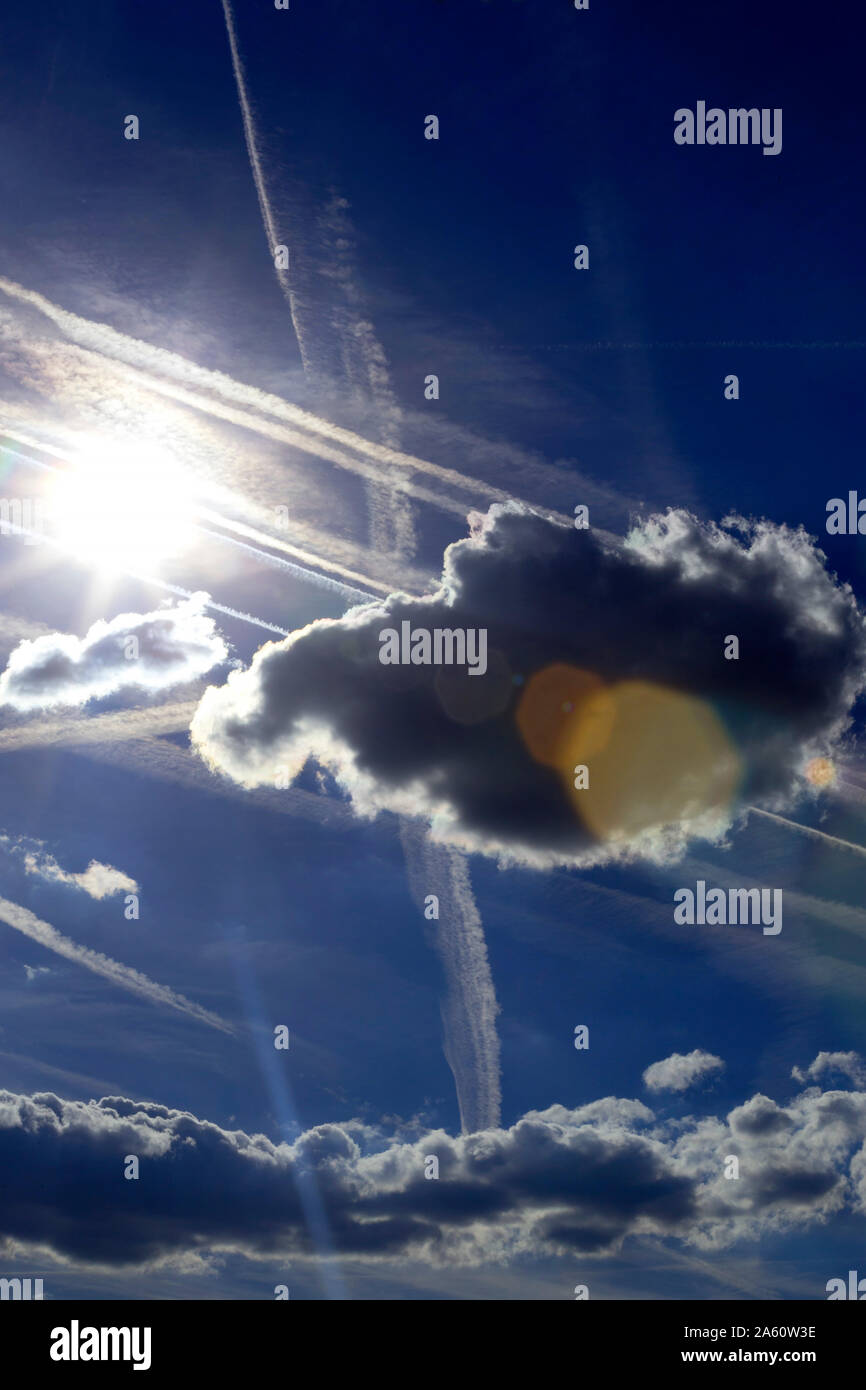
805;757;835;788
515;664;606;768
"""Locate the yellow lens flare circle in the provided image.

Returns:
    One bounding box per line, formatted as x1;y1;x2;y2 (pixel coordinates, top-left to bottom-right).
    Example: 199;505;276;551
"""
565;680;742;842
517;666;742;844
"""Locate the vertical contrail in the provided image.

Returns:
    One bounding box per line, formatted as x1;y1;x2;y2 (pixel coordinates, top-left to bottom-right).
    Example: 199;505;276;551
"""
220;7;418;560
400;821;502;1134
221;0;312;374
319;194;417;560
217;17;500;1131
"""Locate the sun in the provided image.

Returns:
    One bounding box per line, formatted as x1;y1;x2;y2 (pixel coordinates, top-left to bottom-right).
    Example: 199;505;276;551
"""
49;444;196;575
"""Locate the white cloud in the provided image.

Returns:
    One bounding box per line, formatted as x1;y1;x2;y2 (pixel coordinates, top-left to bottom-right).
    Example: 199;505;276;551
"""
22;964;51;981
643;1049;725;1093
0;594;227;711
23;852;138;901
792;1052;866;1088
1;833;138;900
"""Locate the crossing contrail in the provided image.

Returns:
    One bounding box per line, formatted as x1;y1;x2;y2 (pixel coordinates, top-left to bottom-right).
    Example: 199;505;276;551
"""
748;805;866;859
220;0;311;374
0;700;200;754
220;10;416;557
13;517;292;638
1;433;415;600
0;278;562;524
0;894;235;1034
4;481;293;637
195;525;378;603
194;505;396;596
219;9;498;1125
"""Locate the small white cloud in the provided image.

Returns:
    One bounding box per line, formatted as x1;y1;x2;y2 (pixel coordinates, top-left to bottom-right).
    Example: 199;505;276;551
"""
643;1049;725;1094
23;964;51;981
0;593;227;711
23;852;138;900
2;833;139;900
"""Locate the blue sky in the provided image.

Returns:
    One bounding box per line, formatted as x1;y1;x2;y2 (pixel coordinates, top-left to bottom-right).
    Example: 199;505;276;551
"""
1;0;866;1300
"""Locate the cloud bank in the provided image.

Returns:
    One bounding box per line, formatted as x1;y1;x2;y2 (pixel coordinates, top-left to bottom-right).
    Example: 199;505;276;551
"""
191;505;866;868
0;595;227;711
2;1058;866;1271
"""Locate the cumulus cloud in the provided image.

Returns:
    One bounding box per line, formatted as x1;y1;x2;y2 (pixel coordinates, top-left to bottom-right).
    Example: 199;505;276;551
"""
2;1057;866;1271
643;1049;725;1093
5;1061;866;1273
0;594;228;711
191;505;866;869
792;1052;866;1088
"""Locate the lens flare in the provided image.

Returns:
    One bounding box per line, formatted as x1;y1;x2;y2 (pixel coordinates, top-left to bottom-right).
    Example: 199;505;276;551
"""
517;664;742;843
805;756;835;788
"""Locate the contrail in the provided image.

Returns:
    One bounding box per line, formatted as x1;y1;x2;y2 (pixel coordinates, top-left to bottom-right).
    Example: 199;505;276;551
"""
195;524;378;603
0;698;356;830
0;701;200;754
11;517;291;638
79;730;357;830
747;805;866;859
314;195;417;560
400;820;502;1133
195;506;397;596
1;435;403;599
220;0;311;374
219;15;416;558
101;562;290;638
0;278;559;522
0;895;235;1034
834;778;866;806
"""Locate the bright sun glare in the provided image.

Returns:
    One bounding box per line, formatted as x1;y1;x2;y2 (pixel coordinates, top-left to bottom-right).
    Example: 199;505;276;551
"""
50;445;196;575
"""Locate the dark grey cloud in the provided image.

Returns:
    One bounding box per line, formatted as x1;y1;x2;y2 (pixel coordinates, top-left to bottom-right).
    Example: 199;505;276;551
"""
3;1059;866;1271
191;505;866;868
0;594;227;711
